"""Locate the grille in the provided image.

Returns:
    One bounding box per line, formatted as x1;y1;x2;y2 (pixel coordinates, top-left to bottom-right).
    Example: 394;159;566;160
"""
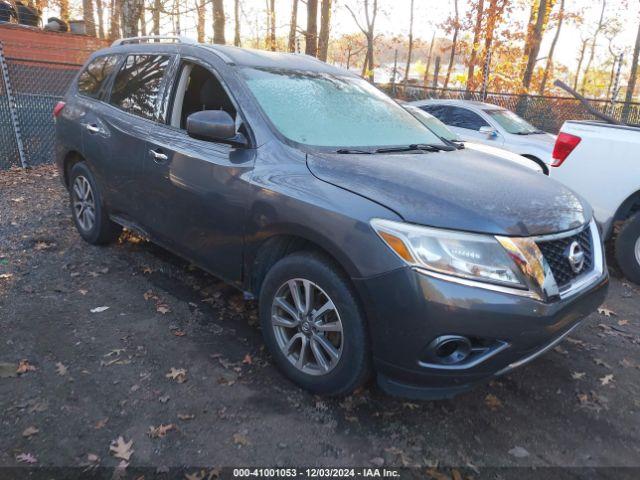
536;227;593;288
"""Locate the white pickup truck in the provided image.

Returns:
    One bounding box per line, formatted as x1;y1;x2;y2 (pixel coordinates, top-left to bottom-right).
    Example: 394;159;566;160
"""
550;120;640;283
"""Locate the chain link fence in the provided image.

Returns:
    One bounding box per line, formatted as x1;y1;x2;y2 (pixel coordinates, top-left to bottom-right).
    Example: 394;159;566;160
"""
0;55;20;169
383;84;640;134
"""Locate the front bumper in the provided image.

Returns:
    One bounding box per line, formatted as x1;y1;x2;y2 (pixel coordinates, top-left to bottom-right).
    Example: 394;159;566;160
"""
353;266;609;400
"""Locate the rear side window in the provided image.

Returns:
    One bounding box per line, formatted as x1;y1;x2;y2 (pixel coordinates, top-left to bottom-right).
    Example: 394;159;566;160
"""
77;55;119;99
447;106;489;130
109;54;171;121
420;105;451;123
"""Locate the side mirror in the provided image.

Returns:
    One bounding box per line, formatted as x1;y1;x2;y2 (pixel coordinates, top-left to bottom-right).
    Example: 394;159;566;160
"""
479;126;498;138
186;110;247;147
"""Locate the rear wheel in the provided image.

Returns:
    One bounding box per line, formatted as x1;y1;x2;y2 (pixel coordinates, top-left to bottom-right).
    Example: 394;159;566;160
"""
259;252;370;396
615;212;640;284
68;162;121;245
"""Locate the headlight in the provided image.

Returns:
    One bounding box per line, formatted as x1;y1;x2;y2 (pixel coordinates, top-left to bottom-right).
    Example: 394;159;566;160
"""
371;219;526;288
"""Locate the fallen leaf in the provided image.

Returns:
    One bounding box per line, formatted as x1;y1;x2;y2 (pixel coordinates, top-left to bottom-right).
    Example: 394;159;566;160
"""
597;307;616;317
508;446;530;458
90;306;109;313
242;353;252;365
178;413;195;421
78;289;88;295
55;362;68;376
594;358;612;369
94;418;109;429
172;330;186;337
143;290;158;301
148;423;175;438
142;266;153;274
109;436;134;461
617;319;629;326
0;273;13;280
16;360;36;374
87;453;100;463
166;368;187;383
232;432;249;446
571;372;586;380
156;304;171;315
159;395;170;403
600;374;614;386
370;457;385;467
484;393;503;410
15;453;37;464
22;426;39;438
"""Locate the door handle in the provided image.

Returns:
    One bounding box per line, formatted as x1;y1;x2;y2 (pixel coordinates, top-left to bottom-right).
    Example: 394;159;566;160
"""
85;123;100;134
149;148;168;163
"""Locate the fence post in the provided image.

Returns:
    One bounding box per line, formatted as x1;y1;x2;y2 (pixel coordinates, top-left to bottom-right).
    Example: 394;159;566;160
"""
481;50;492;102
0;41;27;168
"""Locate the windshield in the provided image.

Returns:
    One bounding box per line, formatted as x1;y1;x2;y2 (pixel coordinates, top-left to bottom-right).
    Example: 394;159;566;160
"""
240;67;445;148
484;109;541;134
405;106;460;141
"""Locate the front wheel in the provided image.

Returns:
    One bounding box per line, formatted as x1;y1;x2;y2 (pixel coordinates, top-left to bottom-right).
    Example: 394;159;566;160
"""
259;252;370;396
615;212;640;285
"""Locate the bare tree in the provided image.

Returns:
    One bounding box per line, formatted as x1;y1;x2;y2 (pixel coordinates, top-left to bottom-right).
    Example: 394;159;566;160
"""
403;0;415;84
95;0;105;38
196;0;206;42
82;0;96;36
466;0;484;91
59;0;70;21
522;0;553;90
539;0;564;94
318;0;332;61
346;0;379;81
120;0;140;37
152;0;160;35
443;0;460;89
213;0;226;44
234;0;241;46
580;0;607;94
108;0;120;39
265;0;276;50
288;0;299;52
306;0;318;56
623;21;640;121
573;36;589;90
423;31;435;87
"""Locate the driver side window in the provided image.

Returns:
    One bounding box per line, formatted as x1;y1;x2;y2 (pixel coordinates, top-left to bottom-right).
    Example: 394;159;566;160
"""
170;62;237;130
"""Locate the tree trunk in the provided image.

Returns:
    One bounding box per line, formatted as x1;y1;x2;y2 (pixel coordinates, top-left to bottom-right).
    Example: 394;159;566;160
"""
305;0;318;56
466;0;484;91
623;22;640;122
522;0;550;90
120;0;140;37
82;0;96;36
59;0;70;22
196;0;205;42
268;0;276;51
318;0;332;61
480;0;499;89
538;0;564;94
139;3;146;35
108;0;120;40
443;0;459;89
288;0;298;52
213;0;226;44
95;0;104;38
580;0;606;94
234;0;241;46
403;0;414;84
423;31;435;87
152;0;160;35
573;38;588;91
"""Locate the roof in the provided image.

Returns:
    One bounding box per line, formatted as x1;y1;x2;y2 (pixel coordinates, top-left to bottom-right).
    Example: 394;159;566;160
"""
410;98;503;110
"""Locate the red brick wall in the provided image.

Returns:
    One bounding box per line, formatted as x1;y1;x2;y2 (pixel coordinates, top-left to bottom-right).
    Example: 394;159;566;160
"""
0;23;109;65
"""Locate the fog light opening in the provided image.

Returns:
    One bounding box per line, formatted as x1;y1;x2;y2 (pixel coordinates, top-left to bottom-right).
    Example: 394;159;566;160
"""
427;335;472;365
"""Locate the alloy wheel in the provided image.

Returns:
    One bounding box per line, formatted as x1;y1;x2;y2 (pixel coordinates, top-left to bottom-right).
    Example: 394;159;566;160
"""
72;175;96;232
271;278;343;376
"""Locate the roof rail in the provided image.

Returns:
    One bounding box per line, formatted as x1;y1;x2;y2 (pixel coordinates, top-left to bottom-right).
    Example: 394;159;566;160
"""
111;35;198;47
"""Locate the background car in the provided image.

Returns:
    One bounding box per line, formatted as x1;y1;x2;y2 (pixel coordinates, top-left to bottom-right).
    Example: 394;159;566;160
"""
410;99;556;173
403;105;543;173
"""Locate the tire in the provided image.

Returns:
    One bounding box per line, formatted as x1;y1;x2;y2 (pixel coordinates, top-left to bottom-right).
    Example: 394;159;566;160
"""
68;162;121;245
259;251;371;396
615;212;640;285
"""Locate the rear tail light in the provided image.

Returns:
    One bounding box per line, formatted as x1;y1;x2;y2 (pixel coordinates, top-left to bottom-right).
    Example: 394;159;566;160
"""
551;132;581;167
53;101;66;118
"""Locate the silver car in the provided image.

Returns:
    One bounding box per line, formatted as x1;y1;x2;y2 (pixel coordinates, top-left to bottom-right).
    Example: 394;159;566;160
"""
410;99;556;173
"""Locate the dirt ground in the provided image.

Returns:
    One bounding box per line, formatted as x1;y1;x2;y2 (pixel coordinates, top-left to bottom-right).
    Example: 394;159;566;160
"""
1;165;639;478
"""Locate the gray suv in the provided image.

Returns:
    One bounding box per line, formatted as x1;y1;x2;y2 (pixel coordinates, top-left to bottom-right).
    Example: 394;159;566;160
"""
55;37;608;399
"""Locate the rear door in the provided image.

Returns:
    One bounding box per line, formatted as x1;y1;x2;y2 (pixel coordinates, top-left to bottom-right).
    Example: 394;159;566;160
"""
100;53;176;217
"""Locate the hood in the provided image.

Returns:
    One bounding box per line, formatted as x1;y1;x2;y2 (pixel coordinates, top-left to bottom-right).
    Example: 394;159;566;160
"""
307;148;590;237
463;142;542;172
512;132;556;150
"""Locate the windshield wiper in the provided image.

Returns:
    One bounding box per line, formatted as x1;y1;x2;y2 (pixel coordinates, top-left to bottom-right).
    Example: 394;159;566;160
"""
375;143;456;153
336;148;374;154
